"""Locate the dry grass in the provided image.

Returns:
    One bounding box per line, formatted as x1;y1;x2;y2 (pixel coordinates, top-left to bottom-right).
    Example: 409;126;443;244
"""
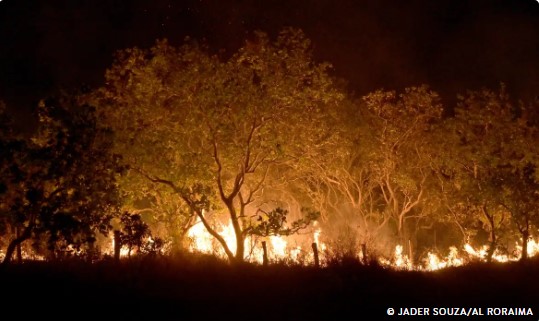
1;254;538;320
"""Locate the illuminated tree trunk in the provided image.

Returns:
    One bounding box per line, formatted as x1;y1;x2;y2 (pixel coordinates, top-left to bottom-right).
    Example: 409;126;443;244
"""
521;230;529;261
262;241;268;266
232;220;245;263
113;230;121;261
312;242;320;268
225;200;245;263
482;206;496;263
486;229;496;263
517;214;530;261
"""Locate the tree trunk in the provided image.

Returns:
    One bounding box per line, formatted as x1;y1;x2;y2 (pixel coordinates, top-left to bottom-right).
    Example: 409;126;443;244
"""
87;240;95;263
408;239;414;266
113;230;121;261
482;206;496;263
262;241;268;266
234;233;245;263
2;225;32;265
485;235;495;262
227;203;245;263
312;242;320;268
16;226;22;264
520;229;529;261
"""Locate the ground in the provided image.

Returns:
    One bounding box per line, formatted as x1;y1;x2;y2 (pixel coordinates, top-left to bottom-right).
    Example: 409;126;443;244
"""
1;254;538;321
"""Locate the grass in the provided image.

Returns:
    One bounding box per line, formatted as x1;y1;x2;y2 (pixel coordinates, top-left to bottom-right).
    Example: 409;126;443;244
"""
1;253;538;320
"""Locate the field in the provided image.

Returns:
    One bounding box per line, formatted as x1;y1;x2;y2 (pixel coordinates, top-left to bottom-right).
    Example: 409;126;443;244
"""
1;254;538;321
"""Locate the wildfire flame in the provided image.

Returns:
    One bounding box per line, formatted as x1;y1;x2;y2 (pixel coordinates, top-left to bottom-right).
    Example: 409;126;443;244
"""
184;217;539;270
5;218;538;271
185;217;324;264
378;239;539;271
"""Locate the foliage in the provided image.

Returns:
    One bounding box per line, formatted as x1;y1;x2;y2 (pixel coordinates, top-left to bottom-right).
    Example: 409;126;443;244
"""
249;207;320;237
117;212;164;256
360;86;443;256
0;95;125;264
93;28;344;262
0;102;26;238
2;28;539;265
439;84;539;260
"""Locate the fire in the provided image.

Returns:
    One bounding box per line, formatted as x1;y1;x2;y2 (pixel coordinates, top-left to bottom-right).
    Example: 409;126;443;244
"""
423;246;464;271
184;216;539;270
313;222;327;252
186;216;325;265
269;235;287;258
4;213;537;270
394;245;413;270
188;219;217;254
110;235;130;258
515;239;539;257
381;239;539;271
0;248;45;262
463;244;511;263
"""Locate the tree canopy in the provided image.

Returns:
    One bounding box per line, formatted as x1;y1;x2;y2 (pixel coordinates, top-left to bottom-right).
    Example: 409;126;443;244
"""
1;28;539;266
0;95;124;264
93;28;344;262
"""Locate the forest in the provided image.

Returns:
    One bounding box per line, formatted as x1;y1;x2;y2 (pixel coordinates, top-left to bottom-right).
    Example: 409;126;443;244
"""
1;28;538;270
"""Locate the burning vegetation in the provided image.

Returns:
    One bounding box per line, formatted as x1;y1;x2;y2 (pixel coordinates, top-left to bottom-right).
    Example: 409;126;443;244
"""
1;28;539;274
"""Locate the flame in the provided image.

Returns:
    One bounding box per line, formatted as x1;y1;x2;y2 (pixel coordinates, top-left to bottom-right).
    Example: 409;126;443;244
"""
5;215;539;270
515;239;539;258
186;217;324;265
0;248;44;262
463;243;510;263
422;246;464;271
381;239;539;271
182;217;539;271
269;235;287;258
105;235;130;258
313;223;327;252
188;220;215;254
394;245;413;270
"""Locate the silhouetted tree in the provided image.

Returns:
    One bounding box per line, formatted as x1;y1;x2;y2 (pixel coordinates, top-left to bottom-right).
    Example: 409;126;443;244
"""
1;95;125;264
0;101;28;262
117;212;150;257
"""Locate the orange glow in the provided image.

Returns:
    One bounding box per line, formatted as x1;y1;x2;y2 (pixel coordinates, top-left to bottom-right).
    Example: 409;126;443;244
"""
380;239;539;271
186;217;325;265
185;215;539;270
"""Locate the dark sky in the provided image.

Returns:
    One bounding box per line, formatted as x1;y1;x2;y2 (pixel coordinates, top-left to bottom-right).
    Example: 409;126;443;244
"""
1;0;538;123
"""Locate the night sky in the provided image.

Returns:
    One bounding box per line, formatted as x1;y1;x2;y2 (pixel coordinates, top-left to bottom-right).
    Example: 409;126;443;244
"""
1;0;538;124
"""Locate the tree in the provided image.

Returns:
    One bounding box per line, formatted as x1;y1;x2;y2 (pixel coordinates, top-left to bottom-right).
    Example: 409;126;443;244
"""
0;95;124;264
93;28;344;263
119;167;197;253
116;211;164;257
499;164;539;261
361;86;443;259
0;101;28;262
297;97;388;261
441;84;539;262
